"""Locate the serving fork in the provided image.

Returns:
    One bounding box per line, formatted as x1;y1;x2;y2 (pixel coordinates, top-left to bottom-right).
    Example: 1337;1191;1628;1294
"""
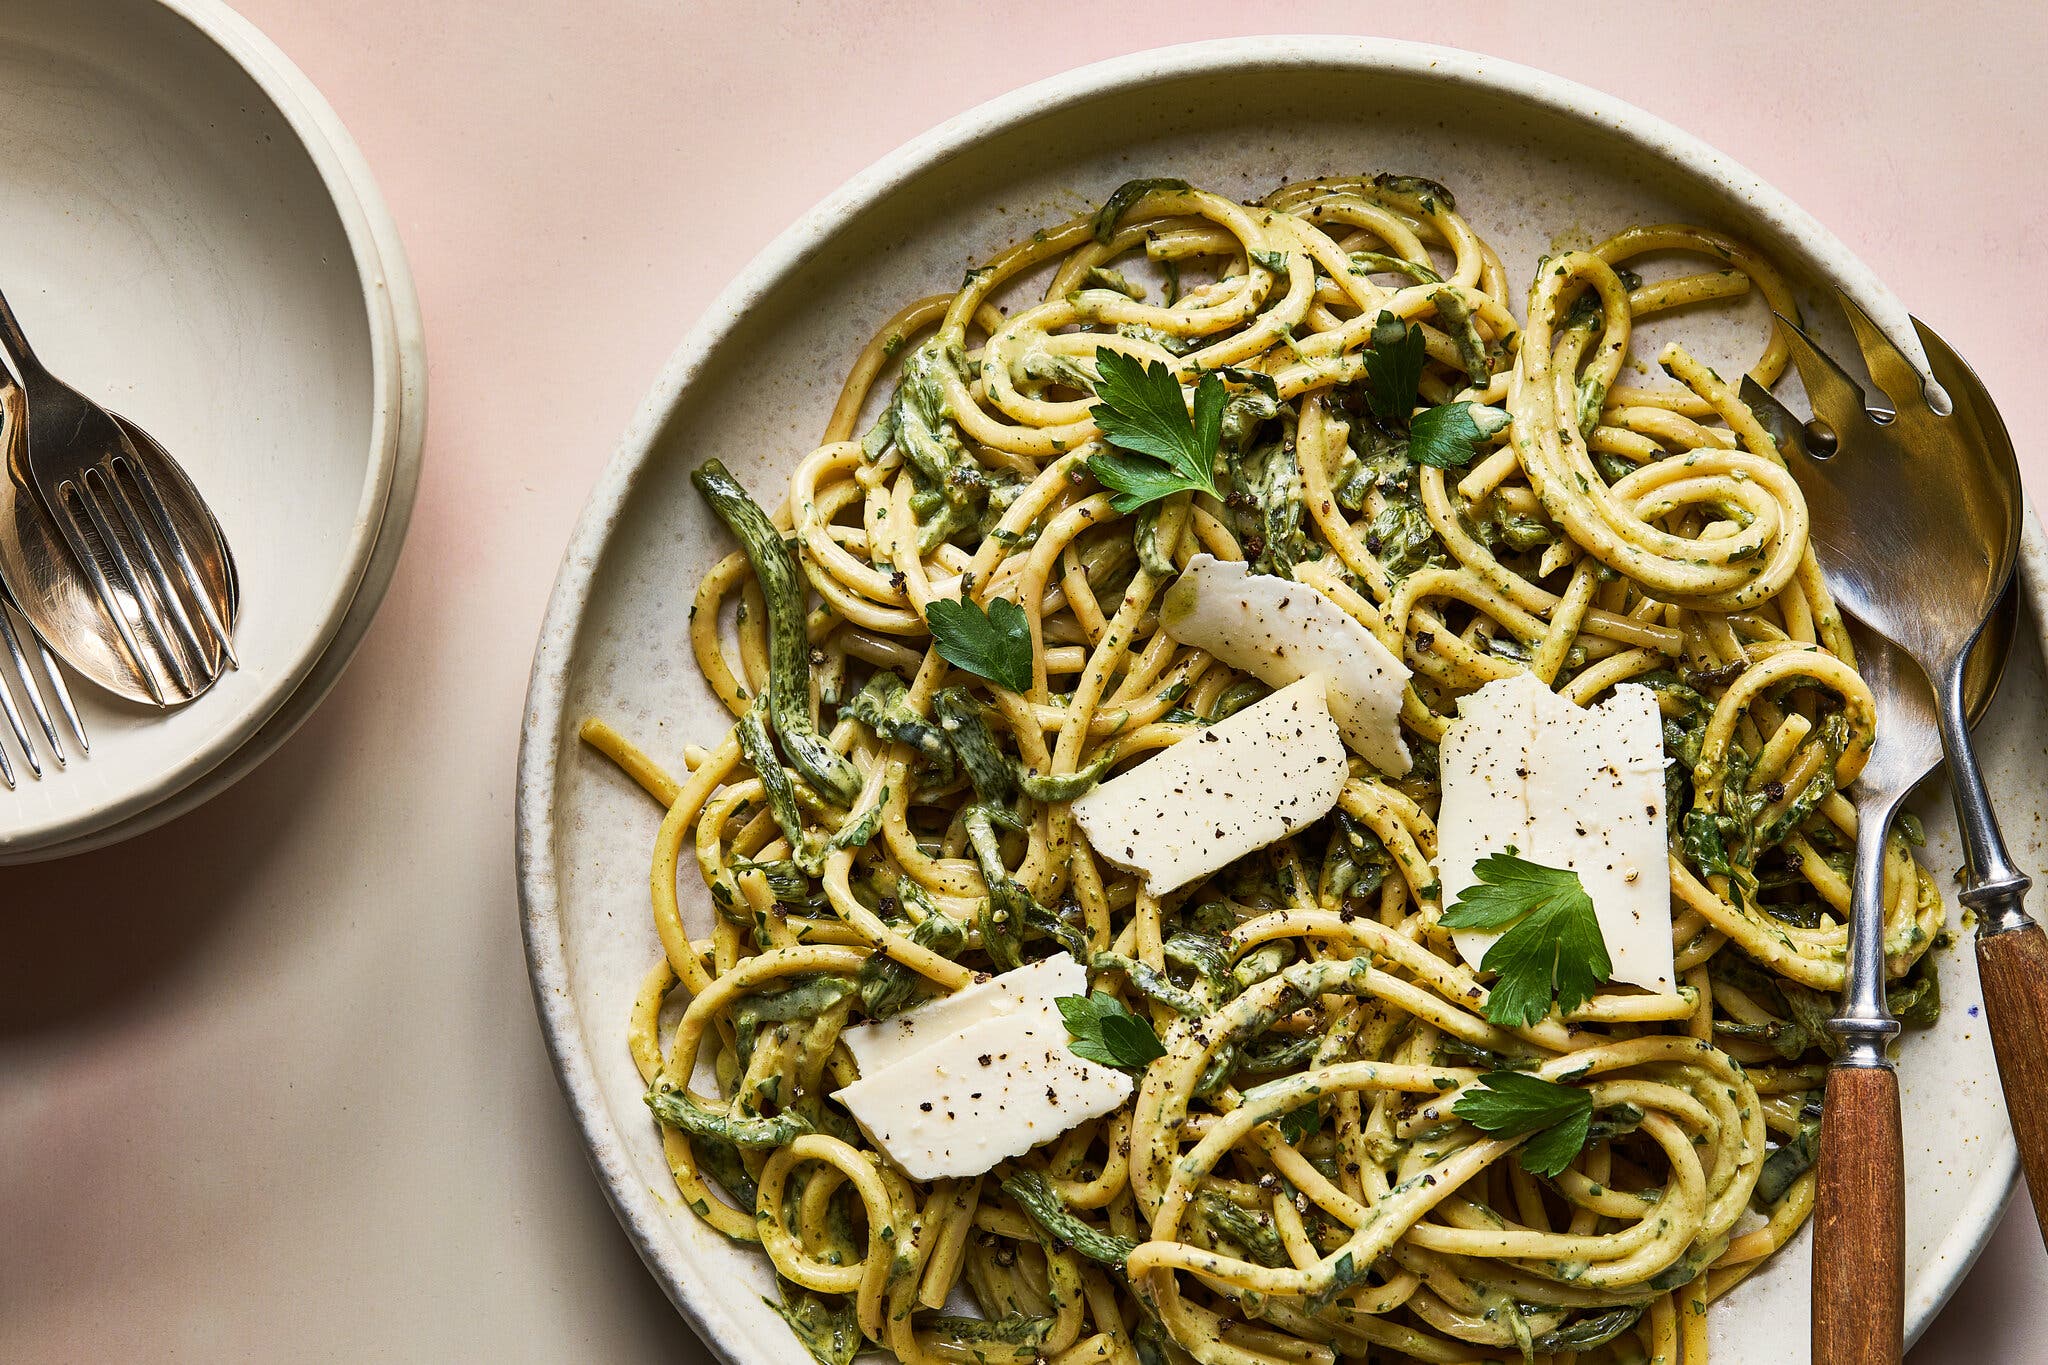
1745;307;2037;1363
0;284;237;705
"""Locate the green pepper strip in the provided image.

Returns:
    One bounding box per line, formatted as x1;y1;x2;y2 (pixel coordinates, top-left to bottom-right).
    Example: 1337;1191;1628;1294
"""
693;458;862;805
645;1084;811;1148
1001;1169;1136;1268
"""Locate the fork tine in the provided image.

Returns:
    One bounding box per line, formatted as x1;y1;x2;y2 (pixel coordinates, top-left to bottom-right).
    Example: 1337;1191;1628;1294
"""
0;601;62;766
100;460;214;679
0;629;40;780
50;480;169;705
1739;376;1809;461
72;472;196;697
37;633;86;755
116;454;236;667
1773;311;1876;437
1834;292;1914;419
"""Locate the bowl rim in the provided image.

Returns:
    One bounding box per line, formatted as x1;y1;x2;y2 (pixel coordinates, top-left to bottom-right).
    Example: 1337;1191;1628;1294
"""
515;34;2032;1362
0;0;409;852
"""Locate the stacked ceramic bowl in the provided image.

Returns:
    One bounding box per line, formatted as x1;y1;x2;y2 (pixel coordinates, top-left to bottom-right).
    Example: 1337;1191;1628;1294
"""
0;0;425;862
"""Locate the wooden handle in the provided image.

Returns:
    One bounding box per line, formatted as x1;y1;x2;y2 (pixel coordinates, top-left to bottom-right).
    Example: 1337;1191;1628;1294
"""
1812;1064;1903;1365
1978;922;2048;1243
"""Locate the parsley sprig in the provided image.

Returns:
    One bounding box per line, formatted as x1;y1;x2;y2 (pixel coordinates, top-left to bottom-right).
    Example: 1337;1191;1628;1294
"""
1057;991;1166;1070
1452;1070;1594;1178
925;596;1033;693
1438;851;1613;1028
1086;349;1224;512
1361;311;1509;469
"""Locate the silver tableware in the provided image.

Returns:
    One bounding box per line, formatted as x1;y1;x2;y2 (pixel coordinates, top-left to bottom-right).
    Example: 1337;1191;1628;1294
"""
0;289;238;705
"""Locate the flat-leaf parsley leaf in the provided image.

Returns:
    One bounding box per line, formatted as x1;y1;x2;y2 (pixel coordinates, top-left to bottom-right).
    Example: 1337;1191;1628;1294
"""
1438;851;1613;1027
1408;401;1511;469
925;596;1033;693
1453;1070;1595;1178
1057;990;1166;1070
1363;311;1425;426
1087;349;1223;512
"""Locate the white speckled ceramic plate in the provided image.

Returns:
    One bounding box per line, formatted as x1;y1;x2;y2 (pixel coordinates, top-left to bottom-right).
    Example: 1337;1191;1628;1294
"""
518;38;2046;1364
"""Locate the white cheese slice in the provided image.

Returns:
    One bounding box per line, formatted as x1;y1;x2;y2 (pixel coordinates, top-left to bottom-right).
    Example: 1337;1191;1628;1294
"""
1071;674;1348;897
839;953;1082;1076
1161;554;1412;775
1438;673;1675;995
1437;670;1544;973
830;955;1132;1180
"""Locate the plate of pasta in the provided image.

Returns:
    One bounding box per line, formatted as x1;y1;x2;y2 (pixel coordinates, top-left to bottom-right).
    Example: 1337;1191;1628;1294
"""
518;37;2048;1365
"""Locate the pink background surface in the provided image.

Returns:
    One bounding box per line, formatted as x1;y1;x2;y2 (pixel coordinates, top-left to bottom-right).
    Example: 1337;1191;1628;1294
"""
4;2;2046;1360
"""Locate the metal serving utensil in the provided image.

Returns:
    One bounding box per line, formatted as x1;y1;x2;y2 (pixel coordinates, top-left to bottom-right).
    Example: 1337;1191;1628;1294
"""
1744;307;2035;1364
1747;378;2017;1365
0;288;238;705
0;581;87;787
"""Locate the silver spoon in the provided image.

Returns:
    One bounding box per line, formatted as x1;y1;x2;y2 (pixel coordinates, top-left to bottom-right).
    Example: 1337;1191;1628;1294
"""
1749;305;2035;1363
0;355;238;707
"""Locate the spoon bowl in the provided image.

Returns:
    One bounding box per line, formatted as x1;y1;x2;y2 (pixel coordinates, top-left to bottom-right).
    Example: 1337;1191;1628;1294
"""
0;384;238;706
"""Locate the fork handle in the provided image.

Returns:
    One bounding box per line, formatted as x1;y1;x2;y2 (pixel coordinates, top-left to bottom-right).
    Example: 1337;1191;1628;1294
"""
1976;918;2048;1245
0;284;44;385
1813;1062;1904;1365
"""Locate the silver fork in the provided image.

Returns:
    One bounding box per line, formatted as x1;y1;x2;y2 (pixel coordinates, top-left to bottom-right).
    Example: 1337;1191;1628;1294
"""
0;285;236;706
0;584;87;787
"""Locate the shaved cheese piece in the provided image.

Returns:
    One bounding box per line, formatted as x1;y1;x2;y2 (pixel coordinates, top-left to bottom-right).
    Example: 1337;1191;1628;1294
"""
831;953;1131;1180
1161;554;1412;774
1437;672;1543;975
1072;675;1348;897
1438;672;1675;994
839;953;1079;1075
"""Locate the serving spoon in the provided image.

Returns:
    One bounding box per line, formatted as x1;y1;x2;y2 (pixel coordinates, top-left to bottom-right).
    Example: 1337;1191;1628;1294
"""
1747;307;2033;1364
0;376;238;706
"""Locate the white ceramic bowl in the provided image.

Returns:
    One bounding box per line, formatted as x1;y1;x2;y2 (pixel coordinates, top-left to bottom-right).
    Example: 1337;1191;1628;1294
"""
519;38;2046;1364
0;0;409;855
0;0;428;865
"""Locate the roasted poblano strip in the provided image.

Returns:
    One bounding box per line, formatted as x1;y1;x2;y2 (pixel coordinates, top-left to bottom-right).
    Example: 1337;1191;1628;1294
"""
1756;1116;1822;1206
1431;287;1493;379
923;1315;1053;1353
965;803;1033;971
727;856;809;906
843;670;956;782
766;1279;862;1365
733;975;857;1068
934;686;1020;809
1349;249;1442;285
1888;951;1942;1029
735;701;829;874
857;897;968;1020
1091;950;1208;1018
1194;1192;1288;1268
1001;1168;1137;1267
695;1132;759;1214
693;459;862;804
1014;745;1117;803
1531;1305;1645;1354
1091;177;1190;243
646;1083;812;1148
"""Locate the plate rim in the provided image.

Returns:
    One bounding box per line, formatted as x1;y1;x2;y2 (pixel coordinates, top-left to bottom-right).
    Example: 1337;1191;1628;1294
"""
0;0;409;851
515;34;2035;1361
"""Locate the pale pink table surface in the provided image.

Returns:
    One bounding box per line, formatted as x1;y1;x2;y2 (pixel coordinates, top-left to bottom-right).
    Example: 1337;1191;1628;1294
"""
3;2;2046;1360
